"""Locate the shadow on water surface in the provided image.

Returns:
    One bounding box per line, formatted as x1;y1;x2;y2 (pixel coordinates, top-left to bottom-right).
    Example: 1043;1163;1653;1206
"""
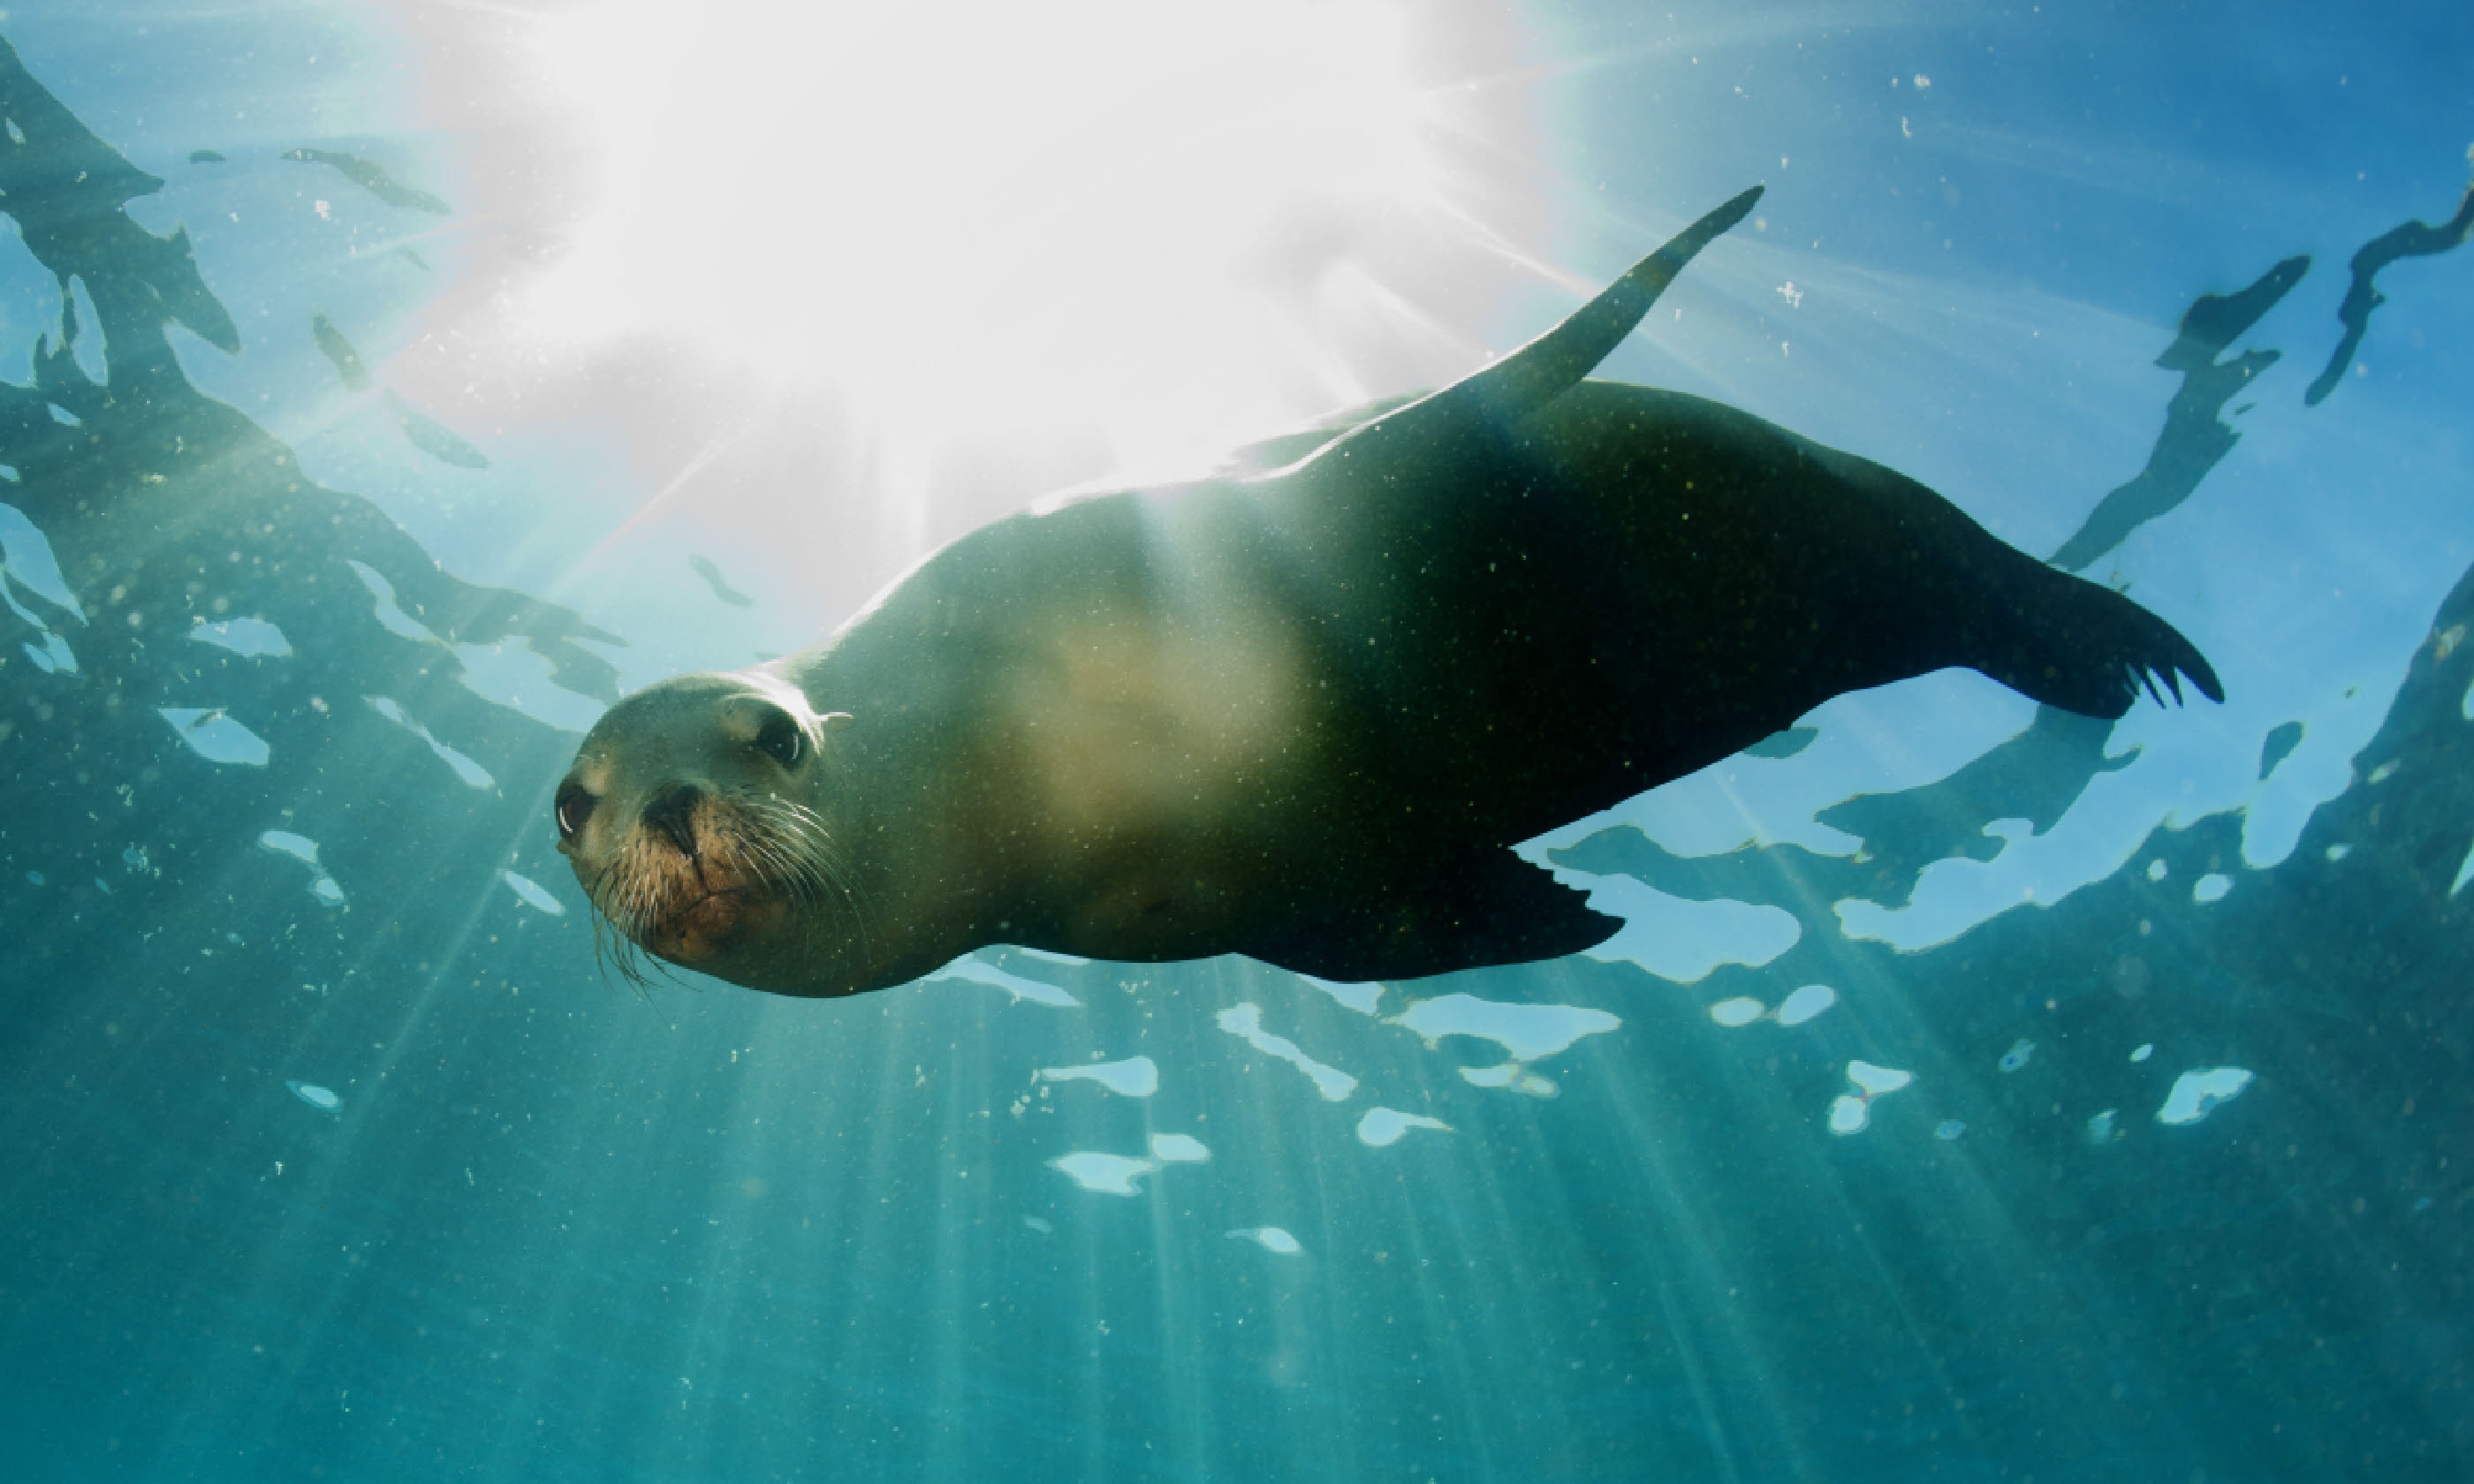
0;24;2469;1484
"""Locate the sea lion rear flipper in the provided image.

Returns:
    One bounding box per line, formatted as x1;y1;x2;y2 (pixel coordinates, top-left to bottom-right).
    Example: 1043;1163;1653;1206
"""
1304;186;1764;471
1983;568;2226;719
1254;852;1622;983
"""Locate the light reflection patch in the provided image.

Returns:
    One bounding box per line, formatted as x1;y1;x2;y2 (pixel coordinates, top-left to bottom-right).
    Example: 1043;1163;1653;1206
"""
2156;1067;2253;1124
258;829;346;906
366;696;495;790
500;869;565;914
1711;986;1837;1027
1294;974;1383;1015
929;958;1078;1007
1458;1062;1560;1098
452;640;609;734
345;560;443;644
0;501;85;617
1148;1133;1209;1163
1046;1152;1155;1196
1776;984;1838;1026
1385;993;1618;1063
1011;947;1089;966
1216;1003;1356;1102
160;708;269;766
188;617;292;656
1829;1059;1915;1135
1038;1056;1159;1098
286;1080;341;1111
1355;1108;1450;1147
1226;1227;1302;1255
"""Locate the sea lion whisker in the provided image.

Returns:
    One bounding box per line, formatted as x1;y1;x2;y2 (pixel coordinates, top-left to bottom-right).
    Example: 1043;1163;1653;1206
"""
581;859;658;997
738;789;874;954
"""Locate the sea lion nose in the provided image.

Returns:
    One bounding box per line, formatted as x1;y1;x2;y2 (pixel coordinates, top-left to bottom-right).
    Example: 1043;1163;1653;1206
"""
642;784;702;858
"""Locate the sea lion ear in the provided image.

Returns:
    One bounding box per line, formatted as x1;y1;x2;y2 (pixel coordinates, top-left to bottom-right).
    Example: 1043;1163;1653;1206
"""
819;711;854;734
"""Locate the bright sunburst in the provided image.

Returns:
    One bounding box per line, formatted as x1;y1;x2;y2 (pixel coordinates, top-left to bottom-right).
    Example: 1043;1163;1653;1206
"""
519;0;1543;476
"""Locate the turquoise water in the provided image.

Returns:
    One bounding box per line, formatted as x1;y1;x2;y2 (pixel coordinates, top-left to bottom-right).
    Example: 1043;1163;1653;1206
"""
2;3;2468;1478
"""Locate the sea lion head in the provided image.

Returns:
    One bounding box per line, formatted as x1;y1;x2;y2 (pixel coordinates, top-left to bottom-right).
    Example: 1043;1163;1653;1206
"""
555;670;857;989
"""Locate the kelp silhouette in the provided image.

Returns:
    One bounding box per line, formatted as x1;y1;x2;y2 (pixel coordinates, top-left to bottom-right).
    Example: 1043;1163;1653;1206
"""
0;34;611;992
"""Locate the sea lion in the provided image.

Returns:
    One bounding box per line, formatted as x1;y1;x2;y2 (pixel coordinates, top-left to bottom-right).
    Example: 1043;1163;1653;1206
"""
555;185;2221;996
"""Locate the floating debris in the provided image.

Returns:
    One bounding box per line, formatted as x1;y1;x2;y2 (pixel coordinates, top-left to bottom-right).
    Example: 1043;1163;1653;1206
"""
2087;1109;2122;1145
1933;1120;1966;1141
1999;1039;2035;1072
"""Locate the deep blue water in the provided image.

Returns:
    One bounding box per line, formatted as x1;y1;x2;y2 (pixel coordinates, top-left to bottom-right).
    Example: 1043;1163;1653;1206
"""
2;3;2469;1480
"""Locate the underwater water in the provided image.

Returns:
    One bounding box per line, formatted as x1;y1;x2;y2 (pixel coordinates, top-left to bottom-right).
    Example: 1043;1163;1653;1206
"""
1;1;2469;1479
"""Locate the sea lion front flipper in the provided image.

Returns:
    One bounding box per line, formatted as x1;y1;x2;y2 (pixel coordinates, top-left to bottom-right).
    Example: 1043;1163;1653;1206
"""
1302;185;1764;473
1252;852;1623;983
1442;183;1765;427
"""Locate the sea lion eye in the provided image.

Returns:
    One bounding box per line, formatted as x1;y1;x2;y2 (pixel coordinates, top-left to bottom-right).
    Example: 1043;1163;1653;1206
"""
754;709;804;768
555;783;596;841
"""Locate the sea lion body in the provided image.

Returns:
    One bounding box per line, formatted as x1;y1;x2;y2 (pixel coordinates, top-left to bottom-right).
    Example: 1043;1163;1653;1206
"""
558;188;2220;996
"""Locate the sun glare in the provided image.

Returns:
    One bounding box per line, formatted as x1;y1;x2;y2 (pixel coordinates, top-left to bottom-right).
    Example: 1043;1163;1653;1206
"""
523;0;1527;471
